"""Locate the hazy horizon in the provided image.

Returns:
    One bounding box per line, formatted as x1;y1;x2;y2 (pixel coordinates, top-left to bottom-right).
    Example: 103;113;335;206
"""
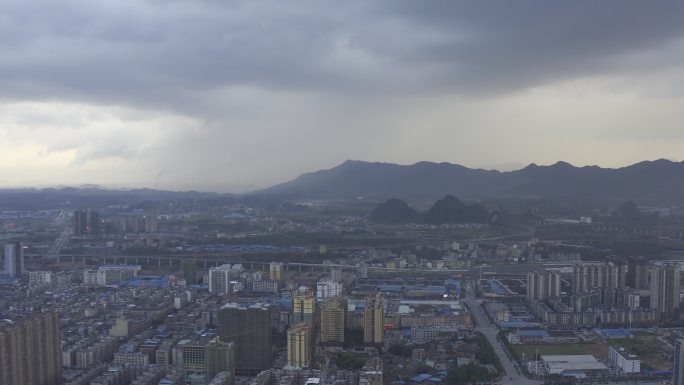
0;157;680;194
2;1;684;191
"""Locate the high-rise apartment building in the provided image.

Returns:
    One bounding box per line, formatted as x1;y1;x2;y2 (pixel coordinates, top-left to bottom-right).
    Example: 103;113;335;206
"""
526;270;561;301
205;339;235;382
675;339;684;385
605;259;628;290
316;279;343;302
293;288;315;326
73;209;87;236
173;339;207;374
0;311;62;385
144;213;158;233
573;261;629;295
287;322;312;368
73;209;101;237
572;263;606;294
320;296;347;346
89;209;101;235
363;294;385;345
650;262;681;317
182;261;199;284
4;241;24;278
218;303;272;374
602;289;641;310
209;265;235;294
573;262;628;293
330;266;343;283
627;256;650;290
526;271;538;300
270;262;283;281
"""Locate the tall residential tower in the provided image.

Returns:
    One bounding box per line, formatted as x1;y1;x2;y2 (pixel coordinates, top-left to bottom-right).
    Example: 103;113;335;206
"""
287;322;312;368
674;339;684;385
218;303;272;374
4;241;24;278
526;270;561;301
0;311;62;385
363;294;385;345
650;262;681;317
320;296;347;346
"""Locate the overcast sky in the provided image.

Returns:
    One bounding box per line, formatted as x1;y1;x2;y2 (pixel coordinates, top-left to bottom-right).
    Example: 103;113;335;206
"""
2;1;684;192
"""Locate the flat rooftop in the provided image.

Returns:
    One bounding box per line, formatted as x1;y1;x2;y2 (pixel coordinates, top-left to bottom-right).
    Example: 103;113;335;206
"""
542;355;608;372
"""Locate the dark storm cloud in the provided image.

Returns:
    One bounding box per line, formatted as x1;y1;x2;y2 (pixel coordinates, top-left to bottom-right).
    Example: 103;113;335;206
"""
1;0;683;111
386;1;684;93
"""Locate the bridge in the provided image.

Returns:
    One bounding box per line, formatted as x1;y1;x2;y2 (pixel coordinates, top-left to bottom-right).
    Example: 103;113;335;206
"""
42;253;470;274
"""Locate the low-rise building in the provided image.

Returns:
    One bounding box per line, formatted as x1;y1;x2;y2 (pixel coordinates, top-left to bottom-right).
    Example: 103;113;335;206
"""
114;351;150;366
609;346;640;374
542;355;608;377
83;265;141;286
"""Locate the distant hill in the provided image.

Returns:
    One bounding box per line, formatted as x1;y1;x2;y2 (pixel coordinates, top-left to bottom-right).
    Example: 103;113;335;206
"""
369;198;418;223
0;187;221;210
255;159;684;203
370;195;490;224
423;195;490;224
612;201;647;223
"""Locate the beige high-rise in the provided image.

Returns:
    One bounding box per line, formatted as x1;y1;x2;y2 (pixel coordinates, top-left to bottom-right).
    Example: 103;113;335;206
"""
270;262;283;281
320;296;347;345
287;322;312;368
293;288;315;326
363;294;384;345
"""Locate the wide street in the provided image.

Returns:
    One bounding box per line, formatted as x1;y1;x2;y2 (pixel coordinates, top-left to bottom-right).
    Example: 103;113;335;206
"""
464;285;671;385
465;285;542;385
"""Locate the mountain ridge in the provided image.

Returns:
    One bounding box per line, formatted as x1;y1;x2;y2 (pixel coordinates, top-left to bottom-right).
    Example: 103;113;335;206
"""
255;158;684;203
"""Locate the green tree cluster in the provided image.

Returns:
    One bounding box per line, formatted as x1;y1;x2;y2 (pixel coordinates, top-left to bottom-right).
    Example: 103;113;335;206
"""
335;352;366;370
389;344;413;358
444;363;491;385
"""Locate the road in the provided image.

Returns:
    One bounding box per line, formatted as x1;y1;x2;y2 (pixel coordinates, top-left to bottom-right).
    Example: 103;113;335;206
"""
464;284;670;385
47;209;72;256
465;285;542;385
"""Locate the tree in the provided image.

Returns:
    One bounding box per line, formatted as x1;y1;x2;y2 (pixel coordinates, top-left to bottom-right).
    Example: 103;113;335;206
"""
336;352;366;370
414;365;434;375
389;344;412;358
444;363;491;385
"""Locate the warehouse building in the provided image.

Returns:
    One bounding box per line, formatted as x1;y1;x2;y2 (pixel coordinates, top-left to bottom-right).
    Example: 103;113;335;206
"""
542;355;608;378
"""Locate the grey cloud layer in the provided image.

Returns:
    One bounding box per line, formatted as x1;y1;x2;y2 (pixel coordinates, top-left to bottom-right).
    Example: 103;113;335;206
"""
2;0;684;108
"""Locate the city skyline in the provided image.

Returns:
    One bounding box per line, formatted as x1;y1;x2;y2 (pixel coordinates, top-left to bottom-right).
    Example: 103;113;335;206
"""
4;1;684;384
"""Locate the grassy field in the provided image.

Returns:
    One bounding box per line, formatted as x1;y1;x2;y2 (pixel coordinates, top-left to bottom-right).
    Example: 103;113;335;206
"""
512;334;672;371
607;334;672;370
512;343;609;360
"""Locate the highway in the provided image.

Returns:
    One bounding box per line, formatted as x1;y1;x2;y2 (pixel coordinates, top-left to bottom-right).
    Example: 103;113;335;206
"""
47;209;72;256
